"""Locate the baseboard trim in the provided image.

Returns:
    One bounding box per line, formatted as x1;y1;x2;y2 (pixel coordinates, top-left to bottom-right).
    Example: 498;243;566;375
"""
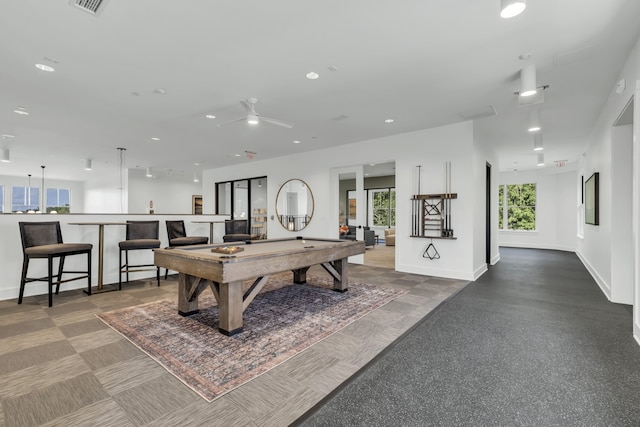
396;264;475;281
575;249;611;301
498;243;575;252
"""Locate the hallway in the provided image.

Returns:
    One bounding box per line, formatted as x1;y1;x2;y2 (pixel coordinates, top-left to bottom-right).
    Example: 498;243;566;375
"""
299;247;640;426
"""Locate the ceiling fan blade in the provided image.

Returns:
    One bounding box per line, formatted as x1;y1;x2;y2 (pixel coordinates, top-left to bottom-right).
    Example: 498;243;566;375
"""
260;116;293;129
216;117;246;127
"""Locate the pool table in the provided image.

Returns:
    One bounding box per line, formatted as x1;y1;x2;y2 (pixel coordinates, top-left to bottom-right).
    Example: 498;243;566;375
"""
154;237;365;335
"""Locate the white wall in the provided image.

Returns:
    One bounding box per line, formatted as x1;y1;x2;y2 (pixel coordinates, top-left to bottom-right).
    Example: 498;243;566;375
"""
473;129;501;270
577;38;639;298
83;169;127;213
611;124;634;304
128;171;202;214
203;121;493;281
575;34;640;341
498;169;577;252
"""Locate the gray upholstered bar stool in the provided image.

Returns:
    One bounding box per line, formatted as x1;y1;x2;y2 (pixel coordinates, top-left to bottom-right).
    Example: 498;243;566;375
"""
18;221;93;307
119;221;161;290
164;220;208;278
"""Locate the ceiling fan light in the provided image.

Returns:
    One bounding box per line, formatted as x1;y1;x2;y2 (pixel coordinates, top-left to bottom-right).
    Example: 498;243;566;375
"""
528;110;541;132
247;114;259;125
500;0;526;18
520;64;537;97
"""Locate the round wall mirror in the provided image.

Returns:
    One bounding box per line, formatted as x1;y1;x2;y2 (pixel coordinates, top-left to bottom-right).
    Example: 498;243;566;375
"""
276;179;314;231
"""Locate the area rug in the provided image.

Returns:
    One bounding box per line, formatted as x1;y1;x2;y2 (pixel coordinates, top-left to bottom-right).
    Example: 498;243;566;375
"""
96;273;406;402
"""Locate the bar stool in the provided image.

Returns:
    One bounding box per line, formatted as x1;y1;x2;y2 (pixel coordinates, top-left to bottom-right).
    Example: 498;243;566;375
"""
18;221;92;307
223;219;251;242
119;221;161;289
164;220;208;278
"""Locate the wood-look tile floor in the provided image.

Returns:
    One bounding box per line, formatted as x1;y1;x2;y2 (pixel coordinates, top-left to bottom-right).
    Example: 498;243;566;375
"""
0;265;467;427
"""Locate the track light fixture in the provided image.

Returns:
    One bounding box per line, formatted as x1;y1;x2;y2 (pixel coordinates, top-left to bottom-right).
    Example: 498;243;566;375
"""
1;148;9;162
537;153;545;166
85;159;92;170
193;172;199;183
500;0;526;18
146;167;152;177
528;110;541;132
533;133;544;151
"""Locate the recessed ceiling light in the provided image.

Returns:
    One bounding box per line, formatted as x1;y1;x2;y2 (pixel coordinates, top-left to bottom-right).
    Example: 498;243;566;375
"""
369;163;376;166
384;119;394;123
293;140;301;144
14;107;29;115
306;72;319;80
150;137;160;142
500;0;526;18
153;88;166;94
205;114;216;119
35;63;55;72
194;162;200;166
234;153;241;157
2;134;15;139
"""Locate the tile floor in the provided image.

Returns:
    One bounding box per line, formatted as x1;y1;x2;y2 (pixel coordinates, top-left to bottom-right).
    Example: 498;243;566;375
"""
0;264;467;427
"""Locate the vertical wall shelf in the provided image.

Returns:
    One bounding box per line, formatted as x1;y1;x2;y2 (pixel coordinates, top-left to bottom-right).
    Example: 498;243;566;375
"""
410;193;458;239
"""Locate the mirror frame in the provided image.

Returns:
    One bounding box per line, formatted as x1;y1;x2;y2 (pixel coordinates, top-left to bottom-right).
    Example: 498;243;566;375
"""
275;179;314;231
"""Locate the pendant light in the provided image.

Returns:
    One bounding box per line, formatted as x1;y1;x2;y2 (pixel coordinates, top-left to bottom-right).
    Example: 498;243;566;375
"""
537;153;545;167
520;64;537;97
1;148;9;162
533;133;544;151
528;110;541;132
85;159;92;171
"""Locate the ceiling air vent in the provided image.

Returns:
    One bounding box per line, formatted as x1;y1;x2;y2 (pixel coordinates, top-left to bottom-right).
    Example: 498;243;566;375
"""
69;0;109;16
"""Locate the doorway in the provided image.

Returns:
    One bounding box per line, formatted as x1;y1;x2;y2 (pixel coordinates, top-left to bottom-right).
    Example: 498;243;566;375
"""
486;162;492;266
611;97;634;305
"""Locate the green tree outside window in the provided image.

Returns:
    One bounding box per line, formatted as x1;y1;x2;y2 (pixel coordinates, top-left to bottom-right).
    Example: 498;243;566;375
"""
498;183;536;230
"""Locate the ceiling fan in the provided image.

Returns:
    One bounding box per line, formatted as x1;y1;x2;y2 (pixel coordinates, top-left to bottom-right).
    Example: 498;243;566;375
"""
217;98;293;129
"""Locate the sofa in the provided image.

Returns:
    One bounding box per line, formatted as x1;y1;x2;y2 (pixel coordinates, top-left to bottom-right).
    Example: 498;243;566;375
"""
340;225;376;248
384;228;396;246
339;225;357;241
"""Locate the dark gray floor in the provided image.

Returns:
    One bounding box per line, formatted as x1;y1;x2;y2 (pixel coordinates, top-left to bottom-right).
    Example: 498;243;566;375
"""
297;248;640;426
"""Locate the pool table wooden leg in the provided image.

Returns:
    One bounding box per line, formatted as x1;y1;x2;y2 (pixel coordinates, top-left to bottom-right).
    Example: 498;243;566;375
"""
218;280;244;336
333;258;348;292
293;267;310;284
177;273;209;316
320;258;349;292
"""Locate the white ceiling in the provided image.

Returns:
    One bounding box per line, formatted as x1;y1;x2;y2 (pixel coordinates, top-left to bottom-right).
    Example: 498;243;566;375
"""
0;0;639;181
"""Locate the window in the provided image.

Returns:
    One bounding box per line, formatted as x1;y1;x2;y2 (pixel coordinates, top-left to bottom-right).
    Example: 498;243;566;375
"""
215;176;266;220
499;183;536;230
11;186;40;212
369;188;396;227
47;188;71;213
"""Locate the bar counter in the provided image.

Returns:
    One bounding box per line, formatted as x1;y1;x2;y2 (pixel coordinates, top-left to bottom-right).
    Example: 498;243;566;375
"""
0;213;228;302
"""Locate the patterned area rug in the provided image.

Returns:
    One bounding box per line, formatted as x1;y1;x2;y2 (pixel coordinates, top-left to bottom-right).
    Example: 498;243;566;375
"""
96;273;406;402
